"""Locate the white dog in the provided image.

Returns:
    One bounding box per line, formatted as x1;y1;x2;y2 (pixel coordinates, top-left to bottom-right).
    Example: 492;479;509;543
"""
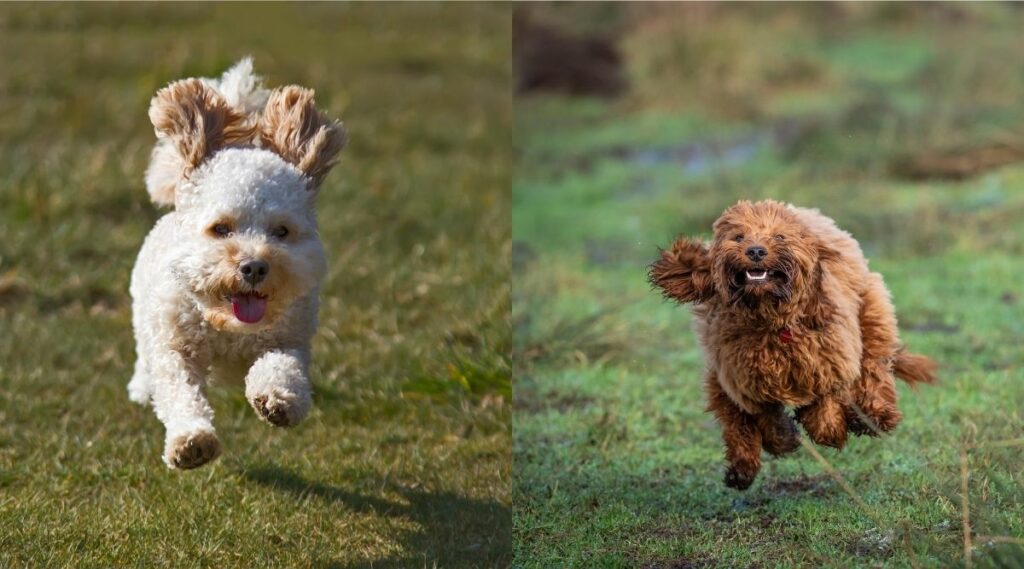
128;59;345;469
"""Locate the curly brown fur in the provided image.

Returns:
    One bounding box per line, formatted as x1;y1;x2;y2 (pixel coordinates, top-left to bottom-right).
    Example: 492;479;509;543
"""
648;237;715;304
652;200;937;490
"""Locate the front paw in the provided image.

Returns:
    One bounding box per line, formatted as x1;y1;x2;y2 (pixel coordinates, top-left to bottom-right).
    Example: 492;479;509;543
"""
810;427;847;450
250;389;309;427
724;461;759;490
847;405;901;436
796;400;848;450
761;412;801;457
164;430;221;470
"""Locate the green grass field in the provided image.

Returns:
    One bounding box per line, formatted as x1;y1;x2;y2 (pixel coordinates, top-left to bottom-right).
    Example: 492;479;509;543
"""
0;4;510;567
514;5;1024;567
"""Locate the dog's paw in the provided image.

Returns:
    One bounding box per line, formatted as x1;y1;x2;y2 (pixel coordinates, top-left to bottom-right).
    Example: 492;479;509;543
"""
724;463;759;491
847;406;901;437
814;429;847;450
802;421;847;450
872;408;901;433
250;390;308;427
762;414;801;457
847;413;874;437
165;430;221;470
796;401;848;450
764;432;801;456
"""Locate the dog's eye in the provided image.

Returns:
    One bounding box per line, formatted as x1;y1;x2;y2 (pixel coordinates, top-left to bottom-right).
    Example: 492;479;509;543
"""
272;226;289;239
211;223;231;237
774;234;785;241
733;234;744;242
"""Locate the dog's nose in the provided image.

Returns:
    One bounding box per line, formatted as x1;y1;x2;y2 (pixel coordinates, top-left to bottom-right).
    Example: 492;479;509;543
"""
745;246;768;261
240;260;269;285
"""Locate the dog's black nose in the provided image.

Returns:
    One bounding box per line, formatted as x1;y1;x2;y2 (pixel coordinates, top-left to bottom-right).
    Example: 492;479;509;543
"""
745;246;768;261
240;260;269;285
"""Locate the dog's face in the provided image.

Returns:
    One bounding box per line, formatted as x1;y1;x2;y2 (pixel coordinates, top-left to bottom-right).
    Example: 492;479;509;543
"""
171;149;326;332
147;78;345;332
709;200;821;309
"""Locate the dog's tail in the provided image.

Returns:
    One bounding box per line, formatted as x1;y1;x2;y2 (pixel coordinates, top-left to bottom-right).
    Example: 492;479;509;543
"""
893;349;938;385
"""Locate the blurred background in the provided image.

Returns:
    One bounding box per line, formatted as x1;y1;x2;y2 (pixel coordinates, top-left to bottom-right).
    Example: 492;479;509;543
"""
0;4;510;567
513;3;1023;567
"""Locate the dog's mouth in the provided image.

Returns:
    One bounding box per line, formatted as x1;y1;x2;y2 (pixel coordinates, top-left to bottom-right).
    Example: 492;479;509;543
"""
228;291;268;324
737;268;788;286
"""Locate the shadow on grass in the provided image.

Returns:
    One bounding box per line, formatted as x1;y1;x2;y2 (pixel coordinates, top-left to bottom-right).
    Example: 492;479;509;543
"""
243;465;511;568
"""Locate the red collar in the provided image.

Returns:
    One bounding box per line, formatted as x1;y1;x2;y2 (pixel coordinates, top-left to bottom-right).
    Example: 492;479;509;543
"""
779;327;794;344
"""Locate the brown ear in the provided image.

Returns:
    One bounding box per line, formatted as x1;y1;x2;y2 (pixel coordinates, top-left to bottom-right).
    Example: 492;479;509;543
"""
648;237;715;304
801;263;836;330
148;79;254;178
817;241;841;264
259;86;347;189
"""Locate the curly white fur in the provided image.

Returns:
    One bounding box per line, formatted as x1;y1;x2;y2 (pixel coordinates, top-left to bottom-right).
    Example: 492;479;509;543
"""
129;59;344;469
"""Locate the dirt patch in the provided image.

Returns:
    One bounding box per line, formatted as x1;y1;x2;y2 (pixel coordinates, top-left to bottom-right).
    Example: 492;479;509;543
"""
757;512;778;529
514;12;626;98
763;473;832;497
641;556;713;569
648;524;694;540
891;140;1024;181
0;272;30;307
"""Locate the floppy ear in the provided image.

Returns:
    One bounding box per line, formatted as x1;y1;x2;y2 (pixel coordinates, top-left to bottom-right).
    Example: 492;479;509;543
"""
816;241;841;265
648;237;715;304
147;78;254;204
801;263;836;330
259;85;347;190
800;238;841;329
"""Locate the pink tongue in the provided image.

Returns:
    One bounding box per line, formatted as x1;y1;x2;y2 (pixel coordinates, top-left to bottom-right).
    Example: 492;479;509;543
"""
231;294;267;323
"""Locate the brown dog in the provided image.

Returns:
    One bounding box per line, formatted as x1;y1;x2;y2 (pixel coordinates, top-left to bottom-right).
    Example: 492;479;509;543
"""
649;200;936;490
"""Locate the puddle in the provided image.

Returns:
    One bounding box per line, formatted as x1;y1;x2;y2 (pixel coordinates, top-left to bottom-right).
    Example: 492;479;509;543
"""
626;135;764;176
905;320;960;334
614;118;811;177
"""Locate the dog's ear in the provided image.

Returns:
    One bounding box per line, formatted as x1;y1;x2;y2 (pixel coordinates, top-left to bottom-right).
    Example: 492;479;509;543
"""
801;238;841;329
648;237;715;304
259;86;347;190
802;263;836;330
147;79;254;204
817;241;841;264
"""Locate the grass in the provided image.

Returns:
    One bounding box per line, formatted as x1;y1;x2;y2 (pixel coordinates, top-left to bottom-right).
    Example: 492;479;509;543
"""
513;4;1024;568
0;4;510;567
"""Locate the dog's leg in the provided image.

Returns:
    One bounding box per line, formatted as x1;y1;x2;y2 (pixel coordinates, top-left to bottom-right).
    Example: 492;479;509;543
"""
245;348;312;428
756;405;800;457
795;394;848;450
648;237;715;304
706;375;762;490
149;350;221;469
127;355;155;405
849;272;902;435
